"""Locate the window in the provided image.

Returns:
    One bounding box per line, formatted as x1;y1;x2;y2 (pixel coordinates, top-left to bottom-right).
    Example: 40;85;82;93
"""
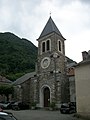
58;40;61;51
42;42;45;52
41;39;51;53
46;40;50;51
58;40;63;53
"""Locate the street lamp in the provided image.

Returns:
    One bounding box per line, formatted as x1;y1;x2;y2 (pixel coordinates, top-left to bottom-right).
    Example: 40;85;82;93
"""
51;52;60;76
50;52;60;102
53;52;58;83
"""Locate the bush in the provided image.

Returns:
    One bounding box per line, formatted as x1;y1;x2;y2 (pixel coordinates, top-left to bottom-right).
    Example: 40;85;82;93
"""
31;102;36;107
49;102;56;109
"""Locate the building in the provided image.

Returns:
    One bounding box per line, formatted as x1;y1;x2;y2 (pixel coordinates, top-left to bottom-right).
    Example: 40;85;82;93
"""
13;17;70;108
0;75;12;102
67;62;77;103
75;51;90;118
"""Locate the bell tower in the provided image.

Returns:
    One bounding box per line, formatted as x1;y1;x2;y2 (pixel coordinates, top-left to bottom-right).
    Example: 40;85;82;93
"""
36;17;69;108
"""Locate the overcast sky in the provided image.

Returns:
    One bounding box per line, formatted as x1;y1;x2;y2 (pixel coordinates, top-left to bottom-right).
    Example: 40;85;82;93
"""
0;0;90;62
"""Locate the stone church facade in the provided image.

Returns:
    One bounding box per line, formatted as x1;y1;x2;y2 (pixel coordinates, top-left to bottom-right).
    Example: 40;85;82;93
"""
13;17;70;108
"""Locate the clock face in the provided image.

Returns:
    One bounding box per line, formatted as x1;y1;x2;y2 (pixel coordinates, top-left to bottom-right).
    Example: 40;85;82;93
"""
41;57;50;69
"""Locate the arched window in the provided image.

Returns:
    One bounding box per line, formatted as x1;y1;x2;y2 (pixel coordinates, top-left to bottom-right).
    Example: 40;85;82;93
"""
41;39;51;53
42;42;45;52
46;40;50;51
58;40;61;51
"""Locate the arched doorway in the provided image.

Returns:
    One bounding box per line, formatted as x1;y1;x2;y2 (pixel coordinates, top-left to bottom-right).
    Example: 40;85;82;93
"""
43;87;50;107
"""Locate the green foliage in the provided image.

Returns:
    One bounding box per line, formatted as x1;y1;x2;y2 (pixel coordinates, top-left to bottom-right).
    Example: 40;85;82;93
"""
0;85;14;95
31;102;37;107
0;85;14;101
0;32;38;81
6;72;26;81
49;102;56;108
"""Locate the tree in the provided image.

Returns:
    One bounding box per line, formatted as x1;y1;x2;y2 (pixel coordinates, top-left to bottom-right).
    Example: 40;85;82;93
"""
0;85;14;101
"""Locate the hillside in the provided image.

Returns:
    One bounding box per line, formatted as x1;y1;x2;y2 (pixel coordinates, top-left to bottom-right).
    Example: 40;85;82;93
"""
0;32;37;81
0;32;76;81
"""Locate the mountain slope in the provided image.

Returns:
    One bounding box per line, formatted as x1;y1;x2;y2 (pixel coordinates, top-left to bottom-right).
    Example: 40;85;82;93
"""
0;32;76;81
0;32;37;81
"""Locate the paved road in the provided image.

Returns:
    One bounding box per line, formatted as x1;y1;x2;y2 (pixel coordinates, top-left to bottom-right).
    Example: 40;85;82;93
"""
5;110;83;120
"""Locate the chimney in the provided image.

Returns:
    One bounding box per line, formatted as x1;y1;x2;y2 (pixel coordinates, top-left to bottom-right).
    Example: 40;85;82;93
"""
82;51;88;60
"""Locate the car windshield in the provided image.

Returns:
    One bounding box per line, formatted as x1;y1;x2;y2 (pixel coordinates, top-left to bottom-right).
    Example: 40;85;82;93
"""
0;115;17;120
61;103;69;107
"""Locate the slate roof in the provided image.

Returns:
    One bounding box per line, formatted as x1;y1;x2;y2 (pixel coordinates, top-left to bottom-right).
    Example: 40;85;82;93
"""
76;59;90;67
0;75;12;83
12;72;36;85
67;62;77;68
38;17;65;39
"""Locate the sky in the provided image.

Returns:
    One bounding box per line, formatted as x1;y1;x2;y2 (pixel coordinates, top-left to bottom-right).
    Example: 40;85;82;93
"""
0;0;90;63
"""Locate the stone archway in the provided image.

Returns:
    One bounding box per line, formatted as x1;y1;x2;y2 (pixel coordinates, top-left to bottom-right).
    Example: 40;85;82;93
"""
40;85;50;108
43;87;50;107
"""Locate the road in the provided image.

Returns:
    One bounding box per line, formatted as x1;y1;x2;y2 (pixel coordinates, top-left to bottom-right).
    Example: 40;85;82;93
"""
5;109;83;120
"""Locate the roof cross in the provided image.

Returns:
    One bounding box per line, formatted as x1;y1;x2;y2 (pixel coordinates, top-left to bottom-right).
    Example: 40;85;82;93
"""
50;11;51;16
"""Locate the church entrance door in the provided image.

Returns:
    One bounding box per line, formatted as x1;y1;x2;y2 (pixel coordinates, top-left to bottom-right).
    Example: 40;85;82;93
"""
44;87;50;107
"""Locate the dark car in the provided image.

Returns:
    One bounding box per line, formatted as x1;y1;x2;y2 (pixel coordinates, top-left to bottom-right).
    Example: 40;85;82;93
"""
12;101;29;110
60;102;76;114
6;102;15;109
0;111;17;120
0;101;15;110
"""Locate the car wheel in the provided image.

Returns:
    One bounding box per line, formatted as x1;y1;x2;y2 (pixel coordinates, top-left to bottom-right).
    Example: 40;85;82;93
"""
62;110;66;114
69;110;74;114
60;110;63;114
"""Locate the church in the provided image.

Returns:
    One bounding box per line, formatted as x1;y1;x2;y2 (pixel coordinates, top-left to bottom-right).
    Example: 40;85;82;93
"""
13;16;70;108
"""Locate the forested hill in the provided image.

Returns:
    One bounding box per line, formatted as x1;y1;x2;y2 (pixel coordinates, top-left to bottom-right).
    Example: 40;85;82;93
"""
0;32;37;81
0;32;76;81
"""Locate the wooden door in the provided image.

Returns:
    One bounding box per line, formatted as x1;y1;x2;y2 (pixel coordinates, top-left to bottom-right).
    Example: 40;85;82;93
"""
44;87;50;107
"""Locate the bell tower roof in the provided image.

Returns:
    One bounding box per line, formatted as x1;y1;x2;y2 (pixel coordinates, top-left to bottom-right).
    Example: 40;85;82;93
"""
38;17;65;40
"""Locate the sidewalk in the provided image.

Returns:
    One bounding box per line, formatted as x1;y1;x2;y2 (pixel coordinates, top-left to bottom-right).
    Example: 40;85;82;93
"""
74;113;90;120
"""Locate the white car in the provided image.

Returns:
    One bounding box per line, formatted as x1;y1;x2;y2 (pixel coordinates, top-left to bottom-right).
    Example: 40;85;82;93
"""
0;112;17;120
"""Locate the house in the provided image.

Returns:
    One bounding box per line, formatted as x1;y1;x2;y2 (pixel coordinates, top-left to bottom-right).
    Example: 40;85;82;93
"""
12;72;36;103
0;75;12;102
67;61;77;103
75;51;90;119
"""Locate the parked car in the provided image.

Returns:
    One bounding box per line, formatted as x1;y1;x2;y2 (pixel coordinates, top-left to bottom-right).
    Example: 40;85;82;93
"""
0;101;15;110
60;102;76;114
0;111;17;120
0;102;9;109
6;101;15;109
12;101;29;110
